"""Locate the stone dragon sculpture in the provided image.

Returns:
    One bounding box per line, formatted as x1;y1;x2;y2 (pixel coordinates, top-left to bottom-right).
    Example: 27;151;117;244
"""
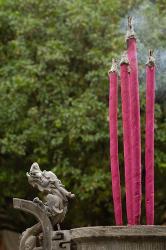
19;162;75;250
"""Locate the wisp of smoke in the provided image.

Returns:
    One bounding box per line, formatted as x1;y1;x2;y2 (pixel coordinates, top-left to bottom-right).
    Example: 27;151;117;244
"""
119;1;166;101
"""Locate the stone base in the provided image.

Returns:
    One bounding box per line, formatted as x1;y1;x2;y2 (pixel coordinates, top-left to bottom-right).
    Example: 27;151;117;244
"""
13;199;166;250
19;225;166;250
69;226;166;250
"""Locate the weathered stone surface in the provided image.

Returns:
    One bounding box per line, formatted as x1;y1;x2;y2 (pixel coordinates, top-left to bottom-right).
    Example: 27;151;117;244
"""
70;225;166;239
13;198;53;250
70;226;166;250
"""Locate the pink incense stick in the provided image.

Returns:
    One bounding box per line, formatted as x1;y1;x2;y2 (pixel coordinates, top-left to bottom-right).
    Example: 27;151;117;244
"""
120;53;134;225
108;59;123;225
126;17;142;224
145;50;155;225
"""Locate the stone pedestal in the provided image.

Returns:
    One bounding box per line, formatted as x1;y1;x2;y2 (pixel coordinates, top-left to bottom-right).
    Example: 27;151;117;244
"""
70;226;166;250
13;199;166;250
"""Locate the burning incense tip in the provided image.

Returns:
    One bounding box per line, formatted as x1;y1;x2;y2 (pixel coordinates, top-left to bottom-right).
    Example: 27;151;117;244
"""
120;51;129;65
146;49;155;67
108;58;118;74
126;16;136;40
128;16;132;29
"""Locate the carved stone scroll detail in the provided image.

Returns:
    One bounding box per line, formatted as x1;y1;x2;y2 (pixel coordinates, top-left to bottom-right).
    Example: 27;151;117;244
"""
13;198;53;250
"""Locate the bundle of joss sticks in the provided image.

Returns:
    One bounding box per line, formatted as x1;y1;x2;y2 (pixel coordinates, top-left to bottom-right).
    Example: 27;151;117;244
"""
108;17;155;225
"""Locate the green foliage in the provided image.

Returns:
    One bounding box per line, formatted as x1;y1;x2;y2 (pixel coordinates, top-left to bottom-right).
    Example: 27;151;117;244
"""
0;0;165;230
